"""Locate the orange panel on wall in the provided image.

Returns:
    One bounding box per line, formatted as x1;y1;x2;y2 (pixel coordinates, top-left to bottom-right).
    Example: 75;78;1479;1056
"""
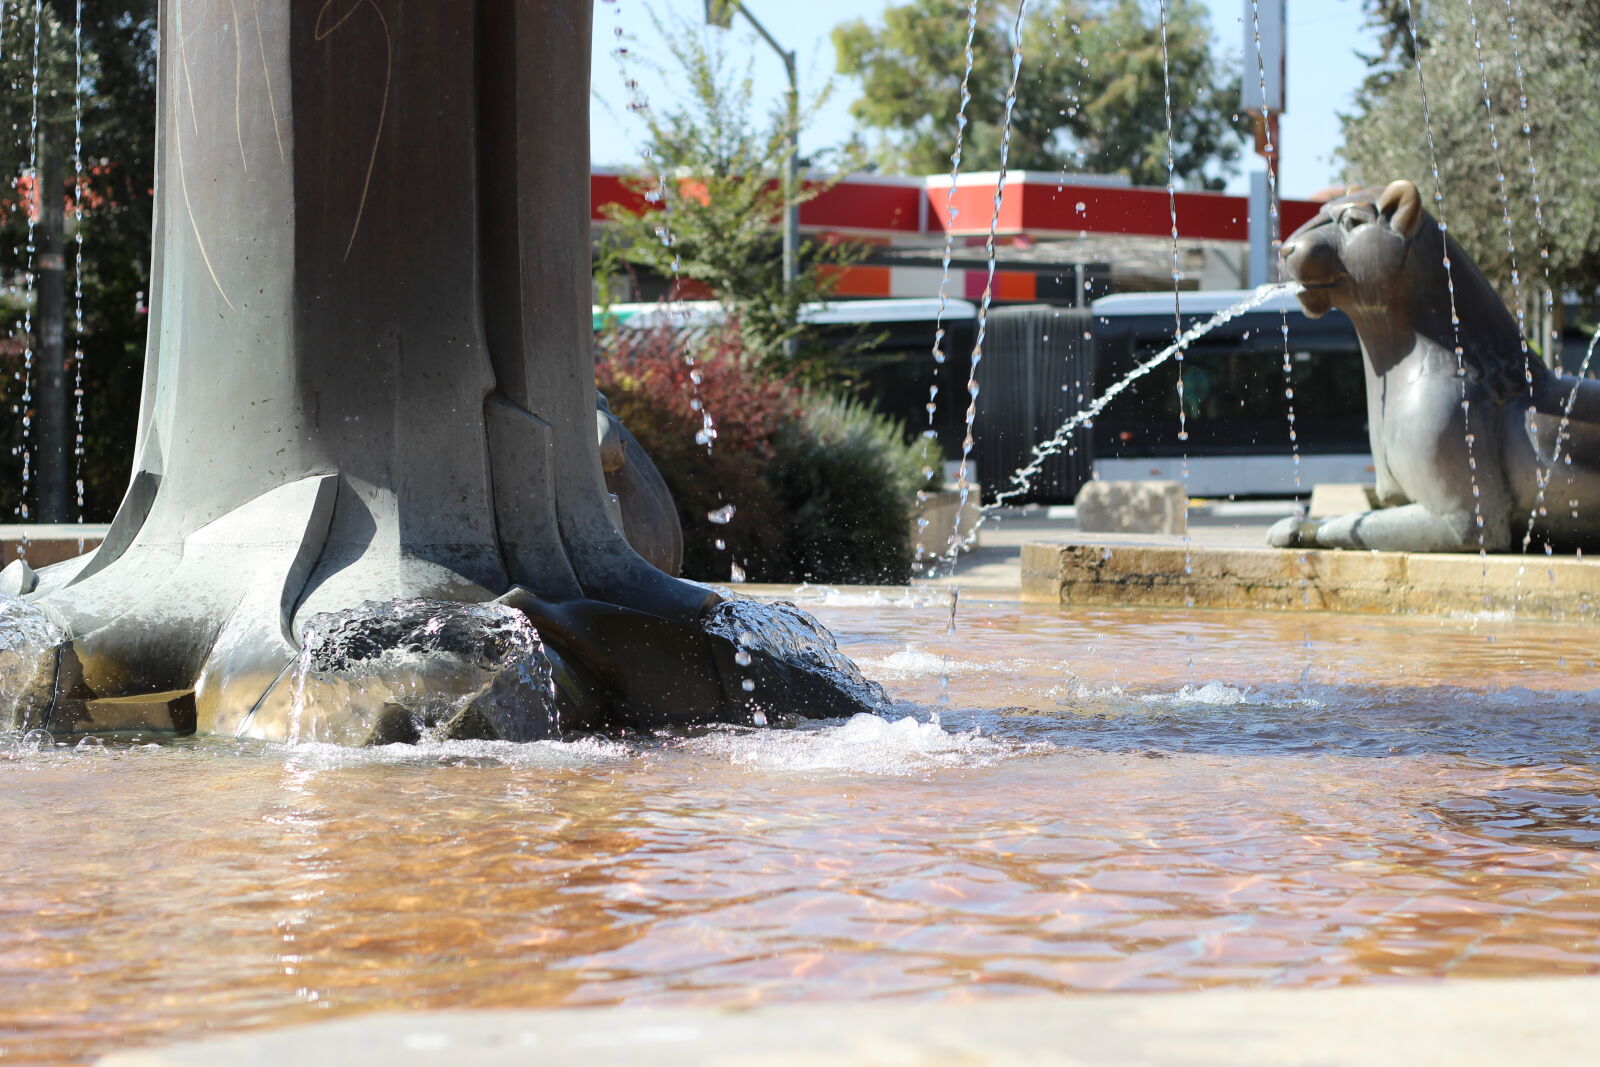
821;265;892;297
995;272;1037;302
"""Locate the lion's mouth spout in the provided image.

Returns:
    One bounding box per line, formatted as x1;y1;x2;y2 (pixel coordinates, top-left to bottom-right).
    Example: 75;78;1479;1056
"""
1284;272;1350;291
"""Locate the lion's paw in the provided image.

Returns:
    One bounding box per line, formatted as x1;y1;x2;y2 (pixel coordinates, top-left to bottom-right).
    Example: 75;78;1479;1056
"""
1267;516;1311;549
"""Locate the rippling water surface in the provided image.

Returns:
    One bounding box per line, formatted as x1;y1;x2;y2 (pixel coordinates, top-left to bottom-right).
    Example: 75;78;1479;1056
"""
5;598;1600;1064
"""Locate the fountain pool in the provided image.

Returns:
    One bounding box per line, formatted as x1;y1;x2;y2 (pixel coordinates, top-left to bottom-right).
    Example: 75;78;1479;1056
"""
5;594;1600;1065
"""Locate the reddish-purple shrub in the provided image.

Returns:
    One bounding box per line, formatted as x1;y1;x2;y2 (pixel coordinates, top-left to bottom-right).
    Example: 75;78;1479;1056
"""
597;322;796;581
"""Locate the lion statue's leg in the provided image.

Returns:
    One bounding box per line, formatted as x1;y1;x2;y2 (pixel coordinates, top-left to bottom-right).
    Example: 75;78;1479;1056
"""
1268;503;1499;553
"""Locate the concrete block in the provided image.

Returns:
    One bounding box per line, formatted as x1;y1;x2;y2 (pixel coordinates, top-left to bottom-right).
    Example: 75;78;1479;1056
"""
1308;483;1377;518
1074;480;1187;535
913;488;982;558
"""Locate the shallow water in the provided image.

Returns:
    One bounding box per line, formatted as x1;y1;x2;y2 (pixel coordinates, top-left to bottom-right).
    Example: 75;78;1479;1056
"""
4;599;1600;1064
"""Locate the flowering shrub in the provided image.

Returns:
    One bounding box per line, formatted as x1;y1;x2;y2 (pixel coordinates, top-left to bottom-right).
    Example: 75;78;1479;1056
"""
596;322;925;584
597;323;795;582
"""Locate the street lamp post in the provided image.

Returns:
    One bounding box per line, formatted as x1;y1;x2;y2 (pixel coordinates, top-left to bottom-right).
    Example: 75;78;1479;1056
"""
705;1;800;359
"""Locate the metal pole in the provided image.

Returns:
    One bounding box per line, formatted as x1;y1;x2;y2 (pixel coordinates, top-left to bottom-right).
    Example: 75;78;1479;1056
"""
714;3;801;359
782;49;799;360
1247;169;1271;288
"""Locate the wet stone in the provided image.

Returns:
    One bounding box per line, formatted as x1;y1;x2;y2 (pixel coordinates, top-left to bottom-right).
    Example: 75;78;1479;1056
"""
256;599;560;746
703;596;889;722
0;595;65;732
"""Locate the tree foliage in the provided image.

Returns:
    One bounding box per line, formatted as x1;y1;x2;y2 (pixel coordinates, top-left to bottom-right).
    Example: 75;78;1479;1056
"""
1340;0;1600;313
831;0;1244;188
597;20;863;375
1352;0;1423;80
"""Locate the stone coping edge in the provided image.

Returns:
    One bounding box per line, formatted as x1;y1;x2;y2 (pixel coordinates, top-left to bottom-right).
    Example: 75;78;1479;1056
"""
98;976;1600;1066
1021;540;1600;621
733;582;1023;604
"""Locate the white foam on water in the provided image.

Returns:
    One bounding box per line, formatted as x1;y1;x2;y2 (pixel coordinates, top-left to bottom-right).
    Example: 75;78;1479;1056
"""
1049;678;1126;701
1165;682;1251;706
684;712;1044;776
1458;610;1519;624
1048;680;1326;714
855;645;989;679
777;585;941;609
0;729;57;761
280;736;635;770
1158;682;1325;709
1130;682;1324;710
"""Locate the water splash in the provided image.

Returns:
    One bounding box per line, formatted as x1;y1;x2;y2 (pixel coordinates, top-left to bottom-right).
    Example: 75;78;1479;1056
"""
684;711;1042;777
274;599;560;745
0;593;65;732
280;735;634;772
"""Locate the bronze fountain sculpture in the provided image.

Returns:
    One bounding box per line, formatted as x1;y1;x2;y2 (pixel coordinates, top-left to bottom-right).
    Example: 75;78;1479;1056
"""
1271;179;1600;554
0;0;882;744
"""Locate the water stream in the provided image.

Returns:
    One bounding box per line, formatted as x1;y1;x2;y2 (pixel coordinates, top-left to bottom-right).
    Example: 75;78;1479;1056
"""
1157;0;1193;590
1402;0;1489;559
915;0;981;575
1464;0;1532;386
1497;0;1554;353
13;0;42;535
949;0;1030;564
601;0;729;586
1246;0;1301;492
71;0;84;538
989;282;1295;510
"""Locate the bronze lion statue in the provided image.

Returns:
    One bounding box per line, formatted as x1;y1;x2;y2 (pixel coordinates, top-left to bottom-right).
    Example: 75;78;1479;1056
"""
1271;178;1600;553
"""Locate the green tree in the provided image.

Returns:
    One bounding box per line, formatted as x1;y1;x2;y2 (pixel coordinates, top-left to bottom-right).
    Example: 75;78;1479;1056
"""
1352;0;1423;80
598;19;863;375
1339;0;1600;329
832;0;1244;188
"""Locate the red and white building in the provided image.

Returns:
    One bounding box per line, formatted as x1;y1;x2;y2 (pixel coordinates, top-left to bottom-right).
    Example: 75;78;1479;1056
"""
591;168;1322;303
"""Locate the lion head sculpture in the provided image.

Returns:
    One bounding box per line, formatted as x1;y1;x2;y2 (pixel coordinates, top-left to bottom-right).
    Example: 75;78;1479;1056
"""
1280;178;1528;403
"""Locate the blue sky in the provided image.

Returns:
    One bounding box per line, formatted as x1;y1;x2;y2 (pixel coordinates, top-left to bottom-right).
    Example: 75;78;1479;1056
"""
589;0;1381;198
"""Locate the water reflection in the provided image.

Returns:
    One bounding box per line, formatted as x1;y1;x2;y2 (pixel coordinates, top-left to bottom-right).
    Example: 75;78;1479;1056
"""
4;601;1600;1064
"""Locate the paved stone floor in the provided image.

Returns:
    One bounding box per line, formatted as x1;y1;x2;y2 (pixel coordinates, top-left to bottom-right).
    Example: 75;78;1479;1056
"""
100;976;1600;1066
919;501;1289;593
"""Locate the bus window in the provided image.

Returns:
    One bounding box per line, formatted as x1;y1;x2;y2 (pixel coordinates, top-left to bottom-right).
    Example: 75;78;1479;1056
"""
1094;336;1366;458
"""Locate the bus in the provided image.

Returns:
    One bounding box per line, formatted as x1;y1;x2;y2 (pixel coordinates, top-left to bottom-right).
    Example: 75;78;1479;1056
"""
1068;290;1371;499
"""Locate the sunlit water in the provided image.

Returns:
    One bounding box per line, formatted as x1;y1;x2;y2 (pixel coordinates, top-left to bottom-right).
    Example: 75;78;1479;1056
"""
5;600;1600;1064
